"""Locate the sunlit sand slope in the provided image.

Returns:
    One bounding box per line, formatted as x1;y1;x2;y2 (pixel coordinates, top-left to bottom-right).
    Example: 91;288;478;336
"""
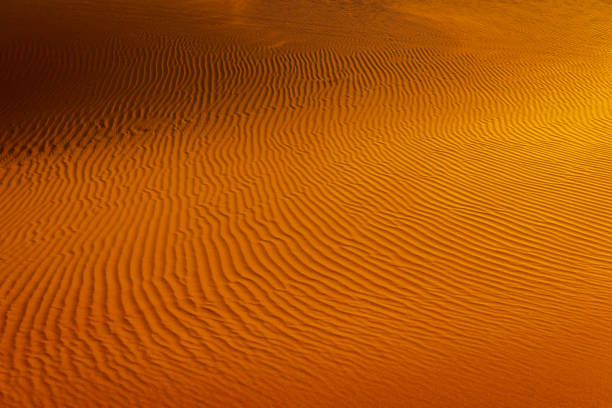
1;0;612;407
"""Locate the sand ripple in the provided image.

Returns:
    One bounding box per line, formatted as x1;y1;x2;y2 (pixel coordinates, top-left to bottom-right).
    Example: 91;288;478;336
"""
1;0;612;407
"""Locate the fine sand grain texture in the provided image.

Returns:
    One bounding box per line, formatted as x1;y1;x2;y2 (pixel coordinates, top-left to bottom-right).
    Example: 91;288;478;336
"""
1;0;612;407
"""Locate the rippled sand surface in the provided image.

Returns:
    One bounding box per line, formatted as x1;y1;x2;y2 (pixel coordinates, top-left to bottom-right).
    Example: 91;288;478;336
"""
1;1;612;407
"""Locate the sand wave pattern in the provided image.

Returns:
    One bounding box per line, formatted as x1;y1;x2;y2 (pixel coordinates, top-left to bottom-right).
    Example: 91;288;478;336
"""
1;0;612;407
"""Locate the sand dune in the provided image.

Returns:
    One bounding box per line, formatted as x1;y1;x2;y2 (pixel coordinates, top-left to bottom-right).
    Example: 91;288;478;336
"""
1;0;612;407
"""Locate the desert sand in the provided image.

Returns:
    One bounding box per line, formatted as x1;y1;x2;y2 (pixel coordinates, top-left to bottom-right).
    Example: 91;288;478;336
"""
1;0;612;407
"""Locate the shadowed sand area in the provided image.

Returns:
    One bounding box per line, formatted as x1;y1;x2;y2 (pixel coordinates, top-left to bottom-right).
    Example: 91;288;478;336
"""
1;0;612;407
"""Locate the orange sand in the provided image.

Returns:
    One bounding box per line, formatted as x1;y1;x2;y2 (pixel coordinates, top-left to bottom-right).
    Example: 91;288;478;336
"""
1;0;612;407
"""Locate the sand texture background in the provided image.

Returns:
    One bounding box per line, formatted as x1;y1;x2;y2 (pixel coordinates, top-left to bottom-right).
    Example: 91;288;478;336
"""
1;0;612;407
